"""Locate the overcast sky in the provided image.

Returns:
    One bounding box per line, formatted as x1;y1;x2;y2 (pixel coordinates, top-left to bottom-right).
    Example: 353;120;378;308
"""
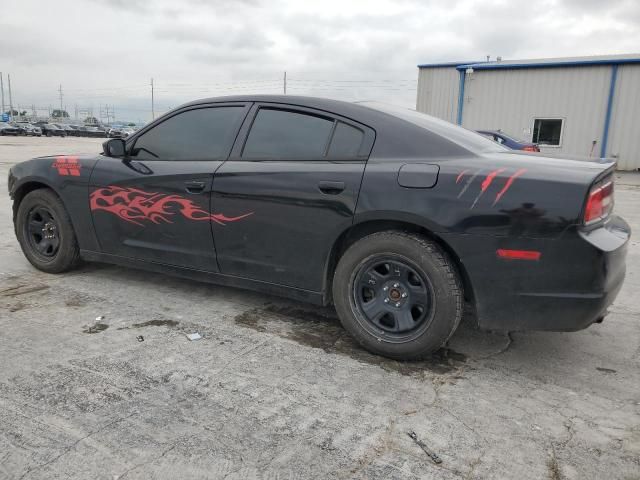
2;0;639;122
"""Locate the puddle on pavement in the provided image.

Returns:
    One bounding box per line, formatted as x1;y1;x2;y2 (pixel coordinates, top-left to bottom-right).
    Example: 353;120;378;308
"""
118;319;180;329
82;323;109;334
235;304;467;376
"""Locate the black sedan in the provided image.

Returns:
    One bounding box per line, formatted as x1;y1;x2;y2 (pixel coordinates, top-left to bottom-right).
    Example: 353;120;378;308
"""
40;124;67;137
78;126;107;138
0;122;21;135
7;95;629;360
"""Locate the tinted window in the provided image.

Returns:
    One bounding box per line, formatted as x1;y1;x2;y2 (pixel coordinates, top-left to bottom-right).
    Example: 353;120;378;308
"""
242;109;334;159
328;122;364;157
132;107;244;160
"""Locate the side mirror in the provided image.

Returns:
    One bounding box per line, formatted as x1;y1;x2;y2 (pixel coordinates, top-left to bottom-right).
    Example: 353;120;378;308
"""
103;138;126;157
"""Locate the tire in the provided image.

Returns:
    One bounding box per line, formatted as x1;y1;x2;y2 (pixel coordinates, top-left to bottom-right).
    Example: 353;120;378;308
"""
16;189;80;273
332;231;463;360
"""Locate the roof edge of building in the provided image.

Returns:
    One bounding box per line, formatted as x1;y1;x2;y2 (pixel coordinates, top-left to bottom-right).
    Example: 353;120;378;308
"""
418;55;640;71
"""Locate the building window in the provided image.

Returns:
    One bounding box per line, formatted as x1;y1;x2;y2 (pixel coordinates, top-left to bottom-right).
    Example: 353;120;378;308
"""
532;118;563;146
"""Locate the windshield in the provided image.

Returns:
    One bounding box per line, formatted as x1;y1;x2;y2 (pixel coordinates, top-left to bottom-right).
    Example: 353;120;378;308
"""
360;101;509;154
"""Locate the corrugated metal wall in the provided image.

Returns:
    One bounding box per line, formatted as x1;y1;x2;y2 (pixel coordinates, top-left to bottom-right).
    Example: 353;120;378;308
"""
416;67;459;124
417;64;640;170
607;65;640;170
460;66;611;158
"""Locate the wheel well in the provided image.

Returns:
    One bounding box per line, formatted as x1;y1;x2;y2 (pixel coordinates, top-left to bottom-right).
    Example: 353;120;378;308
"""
325;220;476;307
12;182;52;224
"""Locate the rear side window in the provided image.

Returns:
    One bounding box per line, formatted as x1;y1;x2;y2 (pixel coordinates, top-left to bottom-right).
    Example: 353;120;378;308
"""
131;106;244;160
328;122;364;157
242;109;334;159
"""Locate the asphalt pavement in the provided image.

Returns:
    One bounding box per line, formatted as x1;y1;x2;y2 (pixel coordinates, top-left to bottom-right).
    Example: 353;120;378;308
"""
1;137;638;479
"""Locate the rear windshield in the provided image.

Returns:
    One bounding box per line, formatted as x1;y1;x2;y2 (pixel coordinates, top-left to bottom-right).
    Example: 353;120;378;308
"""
360;102;508;154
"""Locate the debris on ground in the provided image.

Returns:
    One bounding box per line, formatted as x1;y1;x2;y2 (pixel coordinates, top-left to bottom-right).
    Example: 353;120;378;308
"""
96;315;105;321
408;431;442;464
186;333;202;341
136;335;144;342
82;323;109;334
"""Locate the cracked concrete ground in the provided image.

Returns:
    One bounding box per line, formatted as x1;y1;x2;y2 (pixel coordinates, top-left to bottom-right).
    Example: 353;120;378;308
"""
0;137;639;479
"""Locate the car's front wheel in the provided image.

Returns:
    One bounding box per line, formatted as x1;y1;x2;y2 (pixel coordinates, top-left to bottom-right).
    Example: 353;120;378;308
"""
16;189;80;273
333;231;463;360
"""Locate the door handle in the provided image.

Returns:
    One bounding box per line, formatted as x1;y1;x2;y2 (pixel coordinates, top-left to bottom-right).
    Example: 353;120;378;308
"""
318;181;346;195
185;181;206;194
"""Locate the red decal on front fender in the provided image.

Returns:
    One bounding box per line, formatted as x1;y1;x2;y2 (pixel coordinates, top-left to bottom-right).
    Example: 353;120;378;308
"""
90;186;252;226
52;156;81;176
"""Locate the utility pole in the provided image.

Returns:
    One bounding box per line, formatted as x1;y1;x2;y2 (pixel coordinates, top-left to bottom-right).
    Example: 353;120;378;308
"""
0;72;4;115
58;84;64;116
8;74;14;121
283;71;287;95
150;78;155;120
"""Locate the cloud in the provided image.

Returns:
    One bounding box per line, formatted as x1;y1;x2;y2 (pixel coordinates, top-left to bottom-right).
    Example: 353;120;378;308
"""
2;0;639;121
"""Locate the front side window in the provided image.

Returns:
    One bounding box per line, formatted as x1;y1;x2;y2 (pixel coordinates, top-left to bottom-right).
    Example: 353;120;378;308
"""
532;118;563;146
131;106;245;160
242;109;334;159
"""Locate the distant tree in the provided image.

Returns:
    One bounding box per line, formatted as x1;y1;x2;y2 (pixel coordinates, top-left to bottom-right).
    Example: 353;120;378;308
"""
127;122;136;127
52;109;70;118
4;109;19;116
84;116;99;125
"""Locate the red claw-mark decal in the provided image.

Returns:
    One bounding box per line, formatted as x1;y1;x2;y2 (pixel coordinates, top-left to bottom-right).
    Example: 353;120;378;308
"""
90;186;253;227
471;168;506;209
457;167;527;207
493;168;527;205
52;156;81;176
455;169;469;184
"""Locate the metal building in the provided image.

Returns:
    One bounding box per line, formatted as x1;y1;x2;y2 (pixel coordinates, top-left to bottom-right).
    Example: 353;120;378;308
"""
416;54;640;170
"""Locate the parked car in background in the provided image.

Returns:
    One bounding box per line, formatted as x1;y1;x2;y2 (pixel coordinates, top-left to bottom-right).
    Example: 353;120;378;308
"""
477;130;540;152
78;126;107;138
107;127;124;138
40;124;67;137
54;124;77;136
0;122;21;135
14;123;42;136
122;127;136;137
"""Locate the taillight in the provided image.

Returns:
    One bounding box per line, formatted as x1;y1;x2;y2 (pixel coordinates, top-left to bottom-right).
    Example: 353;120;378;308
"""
522;145;539;152
584;180;614;225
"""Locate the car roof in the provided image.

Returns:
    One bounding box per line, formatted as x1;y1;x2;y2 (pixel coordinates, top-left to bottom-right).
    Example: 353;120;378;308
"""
178;95;505;158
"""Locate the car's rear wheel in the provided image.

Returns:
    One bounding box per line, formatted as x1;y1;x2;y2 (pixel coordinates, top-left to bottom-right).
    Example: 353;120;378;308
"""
333;231;463;360
16;189;80;273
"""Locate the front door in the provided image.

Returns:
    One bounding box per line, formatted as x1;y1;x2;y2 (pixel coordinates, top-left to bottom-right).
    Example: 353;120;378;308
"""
89;103;250;271
211;104;375;291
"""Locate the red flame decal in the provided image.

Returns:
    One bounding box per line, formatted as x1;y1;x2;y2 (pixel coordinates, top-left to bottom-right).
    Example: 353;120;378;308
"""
90;186;252;227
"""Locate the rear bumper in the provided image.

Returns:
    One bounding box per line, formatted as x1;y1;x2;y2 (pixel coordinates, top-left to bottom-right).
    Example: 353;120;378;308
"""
442;215;630;331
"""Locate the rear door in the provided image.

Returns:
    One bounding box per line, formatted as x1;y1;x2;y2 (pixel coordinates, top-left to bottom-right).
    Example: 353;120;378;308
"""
89;103;250;271
211;103;374;291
